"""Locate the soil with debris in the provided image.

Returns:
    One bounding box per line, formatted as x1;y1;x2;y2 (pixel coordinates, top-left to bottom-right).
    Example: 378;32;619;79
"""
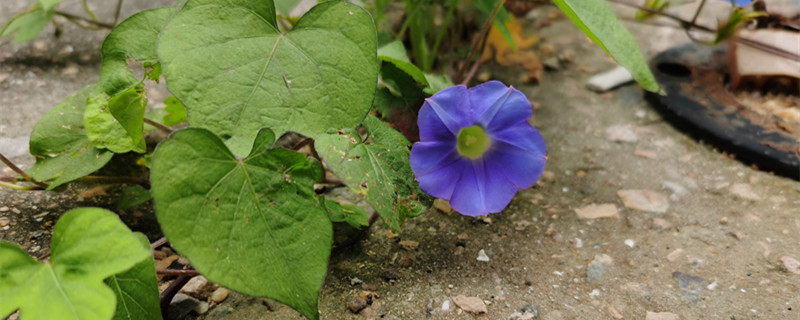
2;1;799;320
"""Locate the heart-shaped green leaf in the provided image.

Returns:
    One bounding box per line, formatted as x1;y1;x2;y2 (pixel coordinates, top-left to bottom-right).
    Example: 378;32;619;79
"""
0;208;151;320
316;115;430;231
27;85;114;189
82;7;177;154
150;127;332;320
105;233;162;320
158;0;378;156
97;7;176;96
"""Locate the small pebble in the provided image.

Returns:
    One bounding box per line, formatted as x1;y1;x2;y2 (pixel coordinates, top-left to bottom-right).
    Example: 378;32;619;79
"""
350;277;363;286
193;301;209;314
781;256;800;274
441;300;451;311
346;296;368;313
382;269;399;281
574;204;620;219
398;240;419;251
0;217;9;227
210;288;230;303
624;239;635;248
0;207;8;212
617;189;669;213
575;238;583;249
477;249;490;262
587;66;634;92
452;295;487;314
707;281;718;290
666;248;684;262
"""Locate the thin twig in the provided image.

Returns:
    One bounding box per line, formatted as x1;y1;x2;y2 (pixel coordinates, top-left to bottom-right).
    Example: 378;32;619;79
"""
607;0;714;32
157;269;201;276
684;0;708;42
80;0;99;22
455;0;506;84
0;152;34;181
143;118;173;135
0;181;43;191
113;0;124;24
150;237;168;250
291;137;313;151
461;53;485;85
608;0;799;61
77;176;151;189
160;275;193;319
53;11;115;29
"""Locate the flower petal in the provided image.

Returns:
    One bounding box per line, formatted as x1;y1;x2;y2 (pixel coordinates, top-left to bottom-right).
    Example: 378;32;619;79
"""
484;141;546;189
491;122;547;155
409;141;459;177
449;160;518;216
418;85;470;140
414;156;468;200
476;85;533;133
466;80;510;123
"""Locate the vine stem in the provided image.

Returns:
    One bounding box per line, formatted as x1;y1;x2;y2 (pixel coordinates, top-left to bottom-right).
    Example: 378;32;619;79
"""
157;269;200;276
144;118;173;135
53;11;115;29
77;176;151;189
0;152;49;189
160;275;193;319
455;0;506;84
150;236;168;249
0;181;43;191
113;0;124;25
0;152;34;181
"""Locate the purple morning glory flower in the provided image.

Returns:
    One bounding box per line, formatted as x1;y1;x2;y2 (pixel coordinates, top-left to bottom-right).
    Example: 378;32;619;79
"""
409;81;547;216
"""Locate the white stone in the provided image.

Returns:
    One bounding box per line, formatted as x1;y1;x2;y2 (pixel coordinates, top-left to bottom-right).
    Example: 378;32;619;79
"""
477;249;490;262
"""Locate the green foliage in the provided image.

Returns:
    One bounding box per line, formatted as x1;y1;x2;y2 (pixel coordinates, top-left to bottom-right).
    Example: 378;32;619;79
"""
84;86;148;154
39;0;64;11
105;233;162;320
553;0;663;94
150;128;332;320
0;208;151;320
0;5;53;43
96;8;176;96
162;97;187;126
27;85;114;190
422;73;454;95
324;199;369;229
379;40;429;86
158;0;378;157
635;0;670;21
117;185;153;210
316;115;430;231
713;8;765;44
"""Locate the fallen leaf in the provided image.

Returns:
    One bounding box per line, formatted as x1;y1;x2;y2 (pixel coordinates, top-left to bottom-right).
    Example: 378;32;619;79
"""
480;17;542;82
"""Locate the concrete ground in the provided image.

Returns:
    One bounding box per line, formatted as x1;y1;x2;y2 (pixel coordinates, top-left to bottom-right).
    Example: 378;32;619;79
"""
2;1;799;320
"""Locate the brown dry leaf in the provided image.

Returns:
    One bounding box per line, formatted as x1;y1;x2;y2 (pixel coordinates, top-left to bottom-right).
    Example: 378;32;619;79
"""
480;17;539;64
480;17;542;83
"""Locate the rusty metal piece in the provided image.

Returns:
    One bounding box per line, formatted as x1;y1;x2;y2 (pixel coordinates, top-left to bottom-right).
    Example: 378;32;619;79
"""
646;43;799;179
